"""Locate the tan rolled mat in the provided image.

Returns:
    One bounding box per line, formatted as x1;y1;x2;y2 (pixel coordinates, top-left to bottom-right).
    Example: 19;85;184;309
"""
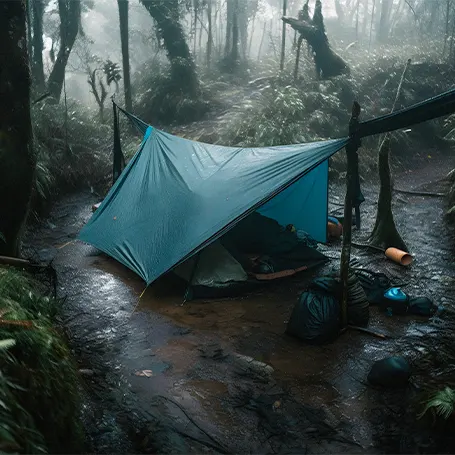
250;265;309;281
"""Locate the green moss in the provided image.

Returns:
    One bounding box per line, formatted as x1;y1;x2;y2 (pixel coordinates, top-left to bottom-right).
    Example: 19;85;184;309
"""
0;267;84;454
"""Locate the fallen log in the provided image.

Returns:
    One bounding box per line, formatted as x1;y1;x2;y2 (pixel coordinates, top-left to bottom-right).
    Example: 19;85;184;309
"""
0;255;31;268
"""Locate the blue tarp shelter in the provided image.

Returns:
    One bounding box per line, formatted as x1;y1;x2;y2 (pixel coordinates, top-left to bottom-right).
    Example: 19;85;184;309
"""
79;88;455;286
79;125;347;285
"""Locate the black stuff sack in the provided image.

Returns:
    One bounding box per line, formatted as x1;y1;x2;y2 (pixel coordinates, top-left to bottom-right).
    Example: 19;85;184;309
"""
408;297;437;317
367;356;411;388
286;289;340;345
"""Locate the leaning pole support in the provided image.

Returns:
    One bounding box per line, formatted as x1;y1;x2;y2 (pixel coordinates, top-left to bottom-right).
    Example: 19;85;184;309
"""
340;101;361;328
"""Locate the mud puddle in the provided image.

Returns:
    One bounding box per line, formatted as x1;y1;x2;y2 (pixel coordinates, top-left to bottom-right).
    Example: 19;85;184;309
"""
24;151;455;454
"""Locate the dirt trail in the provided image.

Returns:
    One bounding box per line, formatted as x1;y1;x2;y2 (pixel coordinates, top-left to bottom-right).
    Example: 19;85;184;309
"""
24;149;455;454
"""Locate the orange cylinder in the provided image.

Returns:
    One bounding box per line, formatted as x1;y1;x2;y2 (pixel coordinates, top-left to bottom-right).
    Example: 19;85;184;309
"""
328;222;343;239
385;247;413;266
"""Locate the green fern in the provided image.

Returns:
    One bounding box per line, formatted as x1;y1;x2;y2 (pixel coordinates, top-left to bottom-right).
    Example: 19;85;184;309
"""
418;387;455;420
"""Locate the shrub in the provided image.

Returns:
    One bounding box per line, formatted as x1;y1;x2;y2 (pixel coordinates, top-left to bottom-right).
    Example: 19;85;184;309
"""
30;99;113;216
0;267;83;454
134;61;212;125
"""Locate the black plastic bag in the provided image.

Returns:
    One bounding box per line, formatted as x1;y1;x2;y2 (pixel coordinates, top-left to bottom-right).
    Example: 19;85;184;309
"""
367;356;411;388
409;297;437;317
286;289;340;345
310;275;369;327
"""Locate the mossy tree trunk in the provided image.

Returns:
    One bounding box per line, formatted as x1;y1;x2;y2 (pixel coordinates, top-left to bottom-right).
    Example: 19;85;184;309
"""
369;59;411;251
47;0;81;101
282;0;350;79
117;0;132;111
31;0;45;92
0;0;36;257
369;137;407;250
140;0;199;95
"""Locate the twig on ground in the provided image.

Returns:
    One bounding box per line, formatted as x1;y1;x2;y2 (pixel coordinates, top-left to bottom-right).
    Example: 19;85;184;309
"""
393;188;445;197
155;395;229;453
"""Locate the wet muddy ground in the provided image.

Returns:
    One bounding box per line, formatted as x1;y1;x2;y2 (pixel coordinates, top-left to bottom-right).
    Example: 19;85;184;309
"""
24;149;455;454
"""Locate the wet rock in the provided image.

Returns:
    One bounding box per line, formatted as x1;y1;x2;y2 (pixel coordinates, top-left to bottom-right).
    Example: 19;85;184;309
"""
231;353;274;380
367;356;411;388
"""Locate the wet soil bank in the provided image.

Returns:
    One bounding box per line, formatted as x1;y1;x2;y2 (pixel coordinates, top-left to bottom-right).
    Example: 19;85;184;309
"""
24;149;455;454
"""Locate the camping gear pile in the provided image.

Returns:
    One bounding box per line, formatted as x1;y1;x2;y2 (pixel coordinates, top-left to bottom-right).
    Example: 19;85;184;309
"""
286;268;436;345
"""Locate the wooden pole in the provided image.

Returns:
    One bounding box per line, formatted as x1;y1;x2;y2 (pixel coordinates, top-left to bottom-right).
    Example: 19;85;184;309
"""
340;101;361;328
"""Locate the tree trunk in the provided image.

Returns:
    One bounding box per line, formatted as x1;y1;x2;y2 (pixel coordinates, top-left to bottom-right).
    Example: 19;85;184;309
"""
377;0;392;42
31;0;45;92
428;0;439;33
368;0;376;51
294;34;304;80
248;9;256;57
193;0;198;57
26;0;33;66
140;0;199;94
444;0;450;57
238;0;248;60
369;138;407;250
282;15;350;79
280;0;288;71
257;20;266;61
369;59;410;251
224;0;233;57
0;0;36;257
362;0;369;37
206;0;213;67
231;0;239;62
47;0;81;101
118;0;132;111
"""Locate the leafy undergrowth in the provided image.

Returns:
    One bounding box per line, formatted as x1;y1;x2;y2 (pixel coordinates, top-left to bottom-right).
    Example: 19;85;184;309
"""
219;45;455;176
0;267;83;454
31;100;111;215
31;99;140;217
406;308;455;452
134;61;213;126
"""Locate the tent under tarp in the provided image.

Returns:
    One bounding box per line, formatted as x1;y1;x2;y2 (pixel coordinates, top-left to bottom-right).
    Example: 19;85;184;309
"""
79;126;346;287
173;241;248;288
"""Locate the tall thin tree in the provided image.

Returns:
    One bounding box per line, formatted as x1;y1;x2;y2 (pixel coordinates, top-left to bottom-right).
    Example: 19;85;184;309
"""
117;0;132;111
47;0;81;101
32;0;46;91
280;0;288;71
207;0;213;67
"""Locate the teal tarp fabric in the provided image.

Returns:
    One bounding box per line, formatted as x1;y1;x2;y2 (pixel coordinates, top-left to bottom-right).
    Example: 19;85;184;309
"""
78;128;348;285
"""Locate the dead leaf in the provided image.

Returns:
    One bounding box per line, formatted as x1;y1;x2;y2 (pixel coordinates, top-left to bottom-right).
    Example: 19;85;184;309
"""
135;369;153;377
